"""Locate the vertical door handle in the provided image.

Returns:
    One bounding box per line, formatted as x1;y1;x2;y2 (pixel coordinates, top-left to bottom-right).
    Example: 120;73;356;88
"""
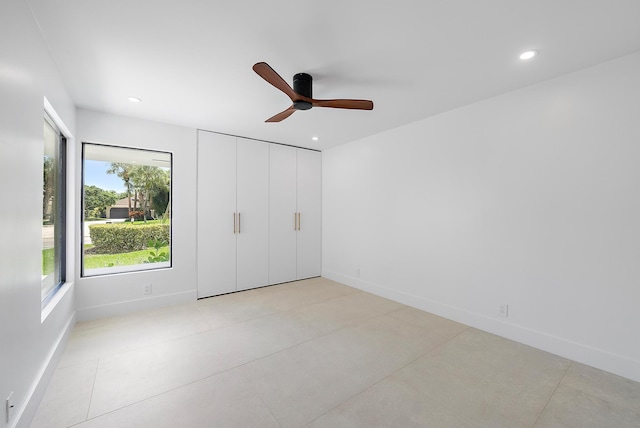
298;212;301;231
294;212;297;230
233;212;236;234
238;212;241;234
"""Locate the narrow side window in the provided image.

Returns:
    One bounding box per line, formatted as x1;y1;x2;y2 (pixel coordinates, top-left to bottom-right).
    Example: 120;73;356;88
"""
42;113;66;306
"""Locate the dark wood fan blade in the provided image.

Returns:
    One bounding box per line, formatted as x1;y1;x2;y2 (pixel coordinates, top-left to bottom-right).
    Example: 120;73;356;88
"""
253;62;300;102
311;99;374;110
266;105;296;122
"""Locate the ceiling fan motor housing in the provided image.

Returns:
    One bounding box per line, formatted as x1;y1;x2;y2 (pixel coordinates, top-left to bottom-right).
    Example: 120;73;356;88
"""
293;73;313;110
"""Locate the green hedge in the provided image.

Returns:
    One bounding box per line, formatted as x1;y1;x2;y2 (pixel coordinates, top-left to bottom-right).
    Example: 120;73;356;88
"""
89;223;170;254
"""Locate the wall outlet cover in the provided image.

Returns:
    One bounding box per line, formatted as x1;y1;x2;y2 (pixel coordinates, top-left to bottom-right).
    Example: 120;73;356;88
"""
499;303;509;318
6;391;14;423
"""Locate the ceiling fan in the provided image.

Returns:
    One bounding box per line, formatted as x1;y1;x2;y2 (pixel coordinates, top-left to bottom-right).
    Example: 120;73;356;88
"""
252;62;374;122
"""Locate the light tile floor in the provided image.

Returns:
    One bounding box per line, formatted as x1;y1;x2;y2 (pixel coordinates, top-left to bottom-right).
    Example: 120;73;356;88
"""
31;277;640;428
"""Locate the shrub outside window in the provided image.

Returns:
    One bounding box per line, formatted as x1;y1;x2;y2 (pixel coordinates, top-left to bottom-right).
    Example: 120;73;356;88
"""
82;143;172;277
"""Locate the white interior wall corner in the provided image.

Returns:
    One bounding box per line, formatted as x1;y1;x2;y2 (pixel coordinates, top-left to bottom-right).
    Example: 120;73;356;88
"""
322;51;640;382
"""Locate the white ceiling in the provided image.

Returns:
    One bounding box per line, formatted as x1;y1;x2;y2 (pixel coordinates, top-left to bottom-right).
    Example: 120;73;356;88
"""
27;0;640;150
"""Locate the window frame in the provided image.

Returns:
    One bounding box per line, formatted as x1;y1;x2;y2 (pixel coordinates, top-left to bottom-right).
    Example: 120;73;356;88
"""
42;112;67;308
80;142;173;278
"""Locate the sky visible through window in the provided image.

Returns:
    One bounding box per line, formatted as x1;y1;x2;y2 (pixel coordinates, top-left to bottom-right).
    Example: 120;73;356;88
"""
85;160;127;192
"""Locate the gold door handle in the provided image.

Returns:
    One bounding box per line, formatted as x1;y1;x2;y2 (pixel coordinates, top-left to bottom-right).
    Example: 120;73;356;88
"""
298;212;301;231
238;212;241;234
233;212;236;234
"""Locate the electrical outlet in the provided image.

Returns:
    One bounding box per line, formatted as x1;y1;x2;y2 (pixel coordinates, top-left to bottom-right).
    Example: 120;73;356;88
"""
144;284;152;295
499;303;509;318
356;268;361;277
6;392;14;423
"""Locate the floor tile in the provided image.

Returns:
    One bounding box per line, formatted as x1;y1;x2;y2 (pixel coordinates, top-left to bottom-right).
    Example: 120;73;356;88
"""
59;304;210;368
534;384;640;428
73;300;201;332
75;368;280;428
291;291;402;334
389;330;569;428
88;311;323;417
306;374;477;428
387;305;469;339
561;362;640;414
432;328;570;375
196;288;279;329
30;360;98;428
256;277;359;312
240;314;445;428
31;277;640;428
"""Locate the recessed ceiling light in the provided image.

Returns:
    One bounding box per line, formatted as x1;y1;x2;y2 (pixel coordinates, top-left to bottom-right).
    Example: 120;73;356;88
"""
128;96;142;103
312;136;319;141
519;50;538;60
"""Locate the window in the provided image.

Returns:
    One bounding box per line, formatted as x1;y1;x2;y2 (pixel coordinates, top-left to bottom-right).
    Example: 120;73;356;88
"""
42;113;66;306
81;143;172;277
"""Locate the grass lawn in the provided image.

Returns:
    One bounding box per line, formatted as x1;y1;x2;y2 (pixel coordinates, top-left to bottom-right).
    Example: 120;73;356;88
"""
83;245;170;269
128;219;167;226
42;247;54;275
87;219;167;226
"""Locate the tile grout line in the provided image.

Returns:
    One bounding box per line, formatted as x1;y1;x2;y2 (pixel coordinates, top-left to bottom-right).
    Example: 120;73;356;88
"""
196;284;362;332
60;308;213;369
530;360;572;428
65;290;376;423
79;319;466;427
235;302;407;374
300;324;471;427
554;381;640;421
82;358;101;425
66;284;366;370
71;332;319;428
56;282;470;426
238;363;285;428
59;292;435;373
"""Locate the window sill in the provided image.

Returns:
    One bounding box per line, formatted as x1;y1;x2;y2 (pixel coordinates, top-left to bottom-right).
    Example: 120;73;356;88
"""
41;281;74;323
82;262;171;278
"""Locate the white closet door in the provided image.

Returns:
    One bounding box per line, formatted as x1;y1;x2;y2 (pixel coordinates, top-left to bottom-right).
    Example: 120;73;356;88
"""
236;138;270;291
197;131;237;297
296;149;322;279
269;144;297;285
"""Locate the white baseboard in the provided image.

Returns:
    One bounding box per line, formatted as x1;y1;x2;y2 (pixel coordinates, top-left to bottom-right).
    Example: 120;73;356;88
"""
15;311;76;428
322;269;640;383
76;290;197;322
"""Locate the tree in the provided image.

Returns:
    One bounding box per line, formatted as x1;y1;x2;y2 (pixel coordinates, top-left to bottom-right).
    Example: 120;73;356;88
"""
43;155;55;222
129;165;168;222
151;185;170;217
150;169;171;217
107;163;134;215
84;185;118;218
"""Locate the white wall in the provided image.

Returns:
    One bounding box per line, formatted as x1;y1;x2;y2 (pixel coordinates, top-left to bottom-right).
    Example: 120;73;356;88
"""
322;52;640;382
75;109;197;320
0;1;77;427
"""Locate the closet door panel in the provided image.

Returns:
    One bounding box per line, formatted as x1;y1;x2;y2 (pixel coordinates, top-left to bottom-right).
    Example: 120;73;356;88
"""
197;131;237;297
236;138;270;291
296;149;322;279
269;145;297;285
